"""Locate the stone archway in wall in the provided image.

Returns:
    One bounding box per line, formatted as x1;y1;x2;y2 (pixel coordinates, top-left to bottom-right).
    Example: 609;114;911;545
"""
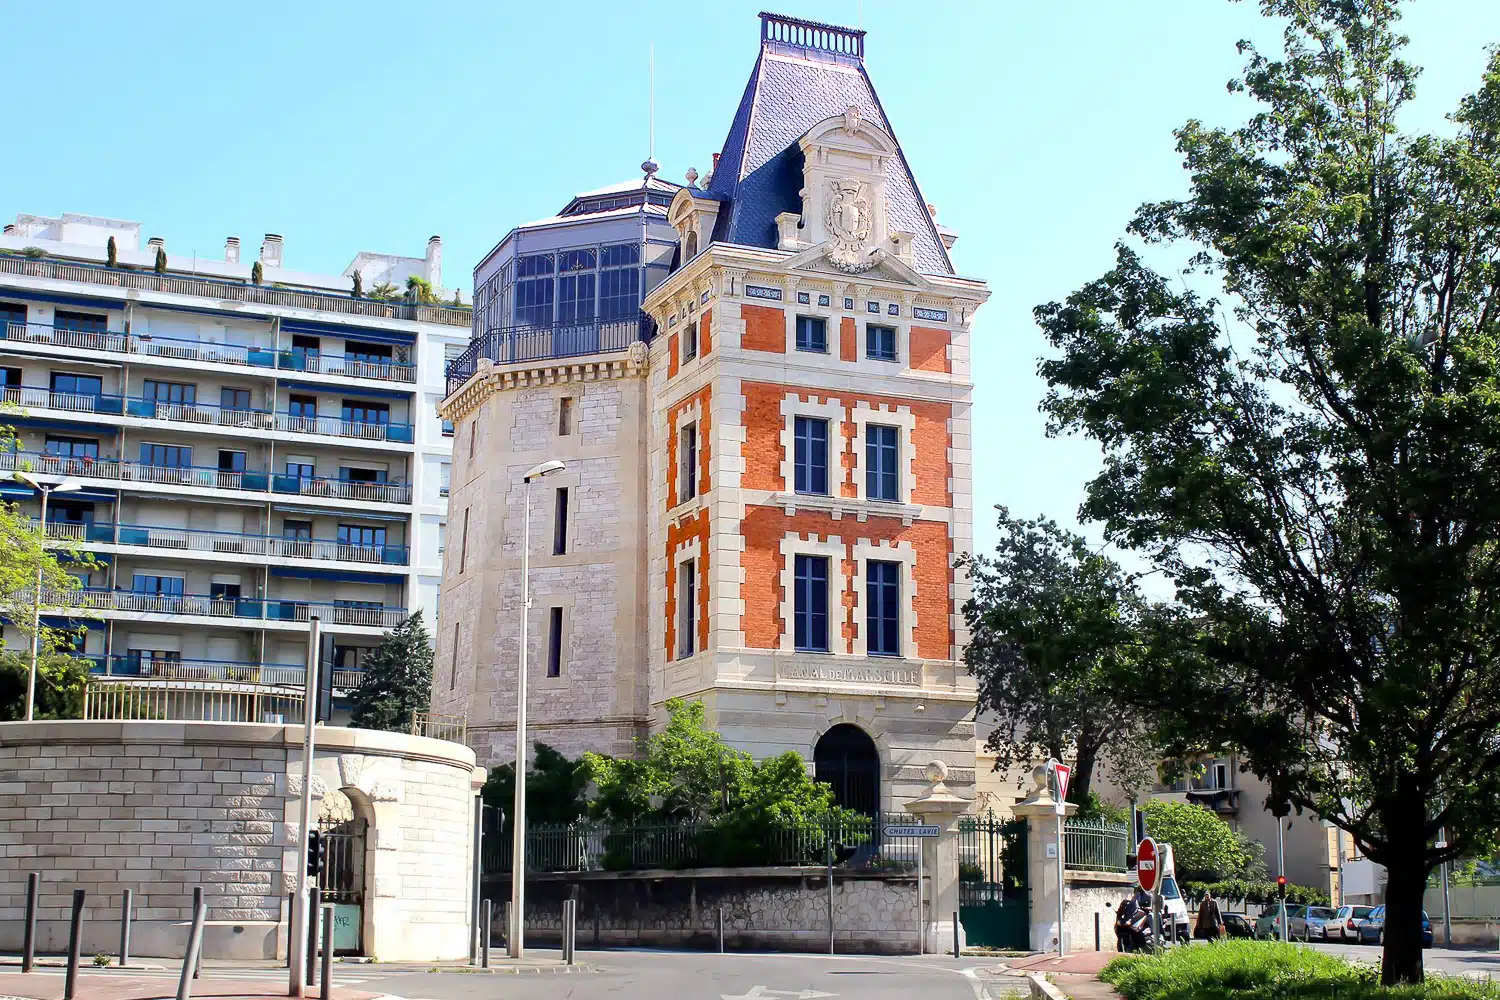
334;753;404;961
814;723;881;817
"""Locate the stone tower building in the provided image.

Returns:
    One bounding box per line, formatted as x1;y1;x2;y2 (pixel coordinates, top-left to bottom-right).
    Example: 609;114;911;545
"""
437;12;988;813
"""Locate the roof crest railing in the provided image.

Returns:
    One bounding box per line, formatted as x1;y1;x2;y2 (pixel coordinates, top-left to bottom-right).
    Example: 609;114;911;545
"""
759;11;865;58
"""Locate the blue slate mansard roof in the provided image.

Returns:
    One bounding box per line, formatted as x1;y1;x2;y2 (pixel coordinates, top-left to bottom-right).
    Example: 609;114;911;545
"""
706;12;955;276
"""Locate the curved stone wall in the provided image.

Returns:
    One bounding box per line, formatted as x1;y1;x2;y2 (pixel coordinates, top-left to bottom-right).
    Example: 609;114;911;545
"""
0;720;484;961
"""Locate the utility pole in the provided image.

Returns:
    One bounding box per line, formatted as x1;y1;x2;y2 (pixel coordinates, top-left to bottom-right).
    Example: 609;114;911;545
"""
288;616;321;997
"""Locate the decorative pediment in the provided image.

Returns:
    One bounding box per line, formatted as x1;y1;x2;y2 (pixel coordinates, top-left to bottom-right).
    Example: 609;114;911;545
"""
782;243;933;290
788;108;902;271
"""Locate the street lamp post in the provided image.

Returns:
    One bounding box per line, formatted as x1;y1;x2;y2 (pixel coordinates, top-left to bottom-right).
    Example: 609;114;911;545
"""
509;459;565;960
13;473;82;722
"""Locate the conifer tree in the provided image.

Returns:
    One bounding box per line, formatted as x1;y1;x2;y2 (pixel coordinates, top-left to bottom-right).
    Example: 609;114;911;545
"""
348;611;434;732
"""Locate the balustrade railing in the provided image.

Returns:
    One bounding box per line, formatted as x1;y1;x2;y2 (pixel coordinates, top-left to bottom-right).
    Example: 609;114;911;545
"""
39;588;406;627
93;656;368;691
0;451;412;504
32;519;408;565
445;316;647;394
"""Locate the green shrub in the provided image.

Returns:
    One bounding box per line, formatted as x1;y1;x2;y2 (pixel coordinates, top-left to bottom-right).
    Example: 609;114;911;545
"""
1102;940;1500;999
1181;877;1330;908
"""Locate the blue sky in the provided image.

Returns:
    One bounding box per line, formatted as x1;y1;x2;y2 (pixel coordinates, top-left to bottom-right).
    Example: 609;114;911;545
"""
5;1;1493;557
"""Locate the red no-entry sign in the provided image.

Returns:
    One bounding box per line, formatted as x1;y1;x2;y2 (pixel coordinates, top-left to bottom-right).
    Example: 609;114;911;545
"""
1136;837;1159;893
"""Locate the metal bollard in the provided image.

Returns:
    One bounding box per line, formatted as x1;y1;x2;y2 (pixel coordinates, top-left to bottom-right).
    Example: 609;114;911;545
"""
64;889;84;1000
191;887;203;979
176;898;206;1000
718;905;725;954
1095;911;1101;952
594;904;601;949
306;886;321;987
22;872;38;974
952;911;960;958
320;906;333;1000
285;893;294;969
120;887;133;968
481;899;492;968
564;899;576;964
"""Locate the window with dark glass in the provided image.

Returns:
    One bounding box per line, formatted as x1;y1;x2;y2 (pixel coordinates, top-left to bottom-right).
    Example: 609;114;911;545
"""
291;334;320;365
139;443;191;468
796;316;827;353
557;272;596;325
866;560;901;657
282;520;313;540
441;419;455;437
143;380;196;405
558;397;573;436
599;244;642;319
683;321;698;361
50;372;102;397
132;574;184;596
0;303;26;331
866;424;899;501
680;422;698;501
677;560;696;659
285;461;314;480
210;582;242;601
127;649;180;672
344;341;393;365
547;606;564;677
866;324;897;362
341;400;389;425
217;450;246;472
338;524;387;548
459;508;470;573
48;501;94;526
53;311;107;333
515;253;555;326
45;436;98;459
220;387;252;411
553;487;569;555
340;466;387;483
794;554;830;653
288;394;318;419
0;366;21;387
794;416;829;495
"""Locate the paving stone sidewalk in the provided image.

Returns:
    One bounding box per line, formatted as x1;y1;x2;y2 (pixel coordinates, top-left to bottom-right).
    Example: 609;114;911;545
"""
0;969;380;1000
1003;951;1122;999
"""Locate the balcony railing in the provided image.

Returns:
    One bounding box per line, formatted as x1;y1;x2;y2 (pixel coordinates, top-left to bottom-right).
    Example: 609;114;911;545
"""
92;656;368;691
35;520;409;565
0;252;470;328
445;316;649;394
1;384;415;444
2;321;421;383
0;451;413;504
42;588;407;628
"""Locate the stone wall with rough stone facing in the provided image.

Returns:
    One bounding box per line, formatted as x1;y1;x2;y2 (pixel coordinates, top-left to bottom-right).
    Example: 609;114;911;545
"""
486;868;924;954
0;720;483;962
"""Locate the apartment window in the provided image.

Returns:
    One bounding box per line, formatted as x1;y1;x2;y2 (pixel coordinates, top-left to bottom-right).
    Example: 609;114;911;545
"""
132;574;184;596
338;524;387;548
140;443;191;468
217;449;247;472
342;400;389;425
793;417;829;496
220;387;252;411
288;394;318;419
53;310;107;333
450;624;461;689
0;366;21;386
441;419;455;437
345;341;393;365
143;379;196;405
515;253;556;326
282;520;313;540
290;335;320;369
793;554;830;653
553;487;569;555
683;321;698;362
547;607;564;677
210;582;242;601
458;508;470;573
677;561;696;659
866;324;897;362
468;421;477;459
48;502;94;526
866;560;902;657
558;397;573;436
0;303;25;331
50;372;102;397
285;461;315;480
795;316;827;353
866;424;899;502
340;466;387;484
45;436;98;460
127;649;180;673
439;463;452;498
680;422;698;501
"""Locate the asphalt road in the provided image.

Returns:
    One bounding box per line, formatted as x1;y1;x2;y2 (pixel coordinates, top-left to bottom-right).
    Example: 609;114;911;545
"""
1310;940;1500;980
349;950;1023;1000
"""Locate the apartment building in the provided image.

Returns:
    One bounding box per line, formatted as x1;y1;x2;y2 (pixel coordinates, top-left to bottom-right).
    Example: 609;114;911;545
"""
437;12;989;814
0;214;466;704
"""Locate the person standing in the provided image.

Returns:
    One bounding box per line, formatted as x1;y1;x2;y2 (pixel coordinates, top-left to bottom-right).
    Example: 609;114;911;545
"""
1195;889;1225;941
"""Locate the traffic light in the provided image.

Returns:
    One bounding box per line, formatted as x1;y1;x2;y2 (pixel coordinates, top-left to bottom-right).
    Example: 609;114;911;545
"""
307;831;325;878
1276;874;1287;898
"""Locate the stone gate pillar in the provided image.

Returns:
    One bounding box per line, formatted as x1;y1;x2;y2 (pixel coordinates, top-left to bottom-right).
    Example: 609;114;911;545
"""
903;760;970;953
1010;764;1078;953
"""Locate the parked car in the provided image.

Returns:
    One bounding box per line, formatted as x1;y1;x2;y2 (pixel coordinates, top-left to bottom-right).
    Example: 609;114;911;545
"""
1255;904;1306;940
1357;906;1434;948
1300;906;1341;941
1223;912;1255;939
1329;905;1376;942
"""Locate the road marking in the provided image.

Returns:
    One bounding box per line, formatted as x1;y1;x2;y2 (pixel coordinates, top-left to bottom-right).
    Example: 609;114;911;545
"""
721;988;837;999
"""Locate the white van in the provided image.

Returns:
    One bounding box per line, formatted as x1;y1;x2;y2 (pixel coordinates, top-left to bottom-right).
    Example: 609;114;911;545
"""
1159;874;1192;941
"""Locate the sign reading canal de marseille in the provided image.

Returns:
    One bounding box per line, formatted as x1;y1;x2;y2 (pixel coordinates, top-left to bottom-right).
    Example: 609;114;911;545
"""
883;824;940;838
777;662;922;685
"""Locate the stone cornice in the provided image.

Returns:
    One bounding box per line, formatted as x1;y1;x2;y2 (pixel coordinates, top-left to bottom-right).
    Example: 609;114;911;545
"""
439;350;648;420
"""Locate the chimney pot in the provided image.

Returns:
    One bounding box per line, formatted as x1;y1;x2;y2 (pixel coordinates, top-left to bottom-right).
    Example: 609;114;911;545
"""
424;236;443;289
260;234;283;267
147;236;165;249
225;237;241;264
3;225;13;235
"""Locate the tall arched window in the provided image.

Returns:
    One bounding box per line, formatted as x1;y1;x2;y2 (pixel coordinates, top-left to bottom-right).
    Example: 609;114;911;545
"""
814;724;880;816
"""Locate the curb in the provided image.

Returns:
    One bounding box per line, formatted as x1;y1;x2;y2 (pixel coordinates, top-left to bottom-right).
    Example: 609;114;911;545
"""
1028;972;1070;1000
428;962;595;975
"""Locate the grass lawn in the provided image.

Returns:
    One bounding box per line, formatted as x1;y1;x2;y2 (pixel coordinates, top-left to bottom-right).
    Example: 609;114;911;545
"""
1100;940;1500;999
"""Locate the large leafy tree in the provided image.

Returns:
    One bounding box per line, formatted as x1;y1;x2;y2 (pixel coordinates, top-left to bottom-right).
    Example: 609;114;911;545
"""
1035;0;1500;983
481;742;589;833
0;651;91;721
963;508;1158;805
1141;799;1263;883
348;611;434;731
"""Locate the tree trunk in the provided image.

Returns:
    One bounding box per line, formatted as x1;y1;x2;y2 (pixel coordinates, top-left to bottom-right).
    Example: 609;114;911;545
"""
1381;851;1430;985
1070;734;1099;804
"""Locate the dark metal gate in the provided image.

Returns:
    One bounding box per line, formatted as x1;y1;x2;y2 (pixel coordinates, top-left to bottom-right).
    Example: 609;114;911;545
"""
317;817;366;955
957;812;1029;950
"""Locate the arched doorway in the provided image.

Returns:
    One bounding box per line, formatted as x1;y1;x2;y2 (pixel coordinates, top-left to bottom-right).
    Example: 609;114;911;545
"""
814;724;880;816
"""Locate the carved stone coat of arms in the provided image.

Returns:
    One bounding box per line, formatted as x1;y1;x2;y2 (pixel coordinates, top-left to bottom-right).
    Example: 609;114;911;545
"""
824;178;875;272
